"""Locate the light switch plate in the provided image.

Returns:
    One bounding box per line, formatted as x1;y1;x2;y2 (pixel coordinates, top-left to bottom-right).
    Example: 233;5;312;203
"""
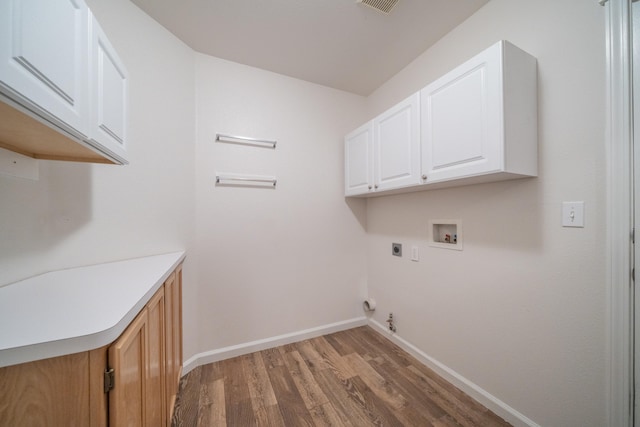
562;201;584;228
411;246;419;262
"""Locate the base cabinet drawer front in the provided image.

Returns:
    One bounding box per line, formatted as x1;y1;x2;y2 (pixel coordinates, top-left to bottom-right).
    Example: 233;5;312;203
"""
0;261;184;427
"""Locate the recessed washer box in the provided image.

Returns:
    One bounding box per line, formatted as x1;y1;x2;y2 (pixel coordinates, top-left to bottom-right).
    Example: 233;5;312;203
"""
429;219;462;250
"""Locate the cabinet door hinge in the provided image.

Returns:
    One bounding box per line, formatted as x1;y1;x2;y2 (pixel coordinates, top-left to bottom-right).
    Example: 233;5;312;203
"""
632;228;635;244
104;368;115;393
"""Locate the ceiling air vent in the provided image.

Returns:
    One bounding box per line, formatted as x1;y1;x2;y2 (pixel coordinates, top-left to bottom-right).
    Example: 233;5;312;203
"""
356;0;399;14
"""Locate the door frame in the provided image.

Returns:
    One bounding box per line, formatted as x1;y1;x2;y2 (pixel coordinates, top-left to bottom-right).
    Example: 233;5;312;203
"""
606;0;634;425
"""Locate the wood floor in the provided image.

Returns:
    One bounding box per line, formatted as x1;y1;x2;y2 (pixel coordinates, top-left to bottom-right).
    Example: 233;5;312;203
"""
172;326;511;426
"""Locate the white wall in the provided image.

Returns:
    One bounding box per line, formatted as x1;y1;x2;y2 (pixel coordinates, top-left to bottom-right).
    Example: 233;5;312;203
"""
194;54;368;353
0;0;198;357
364;0;606;426
0;0;610;424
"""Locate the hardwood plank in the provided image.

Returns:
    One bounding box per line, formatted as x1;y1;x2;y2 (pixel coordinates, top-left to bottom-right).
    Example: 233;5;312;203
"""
358;326;416;367
309;402;347;427
260;346;286;369
349;375;405;427
308;335;357;380
346;353;435;426
369;355;446;424
322;331;355;356
220;357;256;426
243;352;278;408
295;339;323;364
307;359;374;426
225;400;256;426
283;350;330;410
332;329;371;357
172;367;201;427
220;357;251;403
197;378;225;427
253;404;285;426
343;352;407;410
266;365;314;426
406;364;509;427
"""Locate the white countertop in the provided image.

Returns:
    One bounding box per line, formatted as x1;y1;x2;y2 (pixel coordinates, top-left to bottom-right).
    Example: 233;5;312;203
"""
0;251;186;368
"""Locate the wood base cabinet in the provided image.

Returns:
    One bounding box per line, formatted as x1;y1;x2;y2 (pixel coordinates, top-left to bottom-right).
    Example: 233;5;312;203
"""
0;263;183;427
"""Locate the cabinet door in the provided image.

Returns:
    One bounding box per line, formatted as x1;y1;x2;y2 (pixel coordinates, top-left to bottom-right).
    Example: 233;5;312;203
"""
0;0;89;138
374;93;421;191
164;272;181;424
87;13;128;164
0;352;91;426
420;44;502;183
146;288;166;427
344;121;374;196
108;310;148;427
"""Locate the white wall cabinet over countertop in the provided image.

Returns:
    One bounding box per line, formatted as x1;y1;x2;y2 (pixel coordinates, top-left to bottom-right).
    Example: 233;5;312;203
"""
345;93;420;196
0;0;128;165
344;40;537;198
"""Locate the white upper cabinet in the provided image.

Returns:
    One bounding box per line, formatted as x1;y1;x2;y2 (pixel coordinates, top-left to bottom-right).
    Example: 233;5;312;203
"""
374;93;421;192
344;93;420;196
344;40;537;198
420;40;537;185
87;14;128;164
345;121;373;196
0;0;90;138
0;0;128;164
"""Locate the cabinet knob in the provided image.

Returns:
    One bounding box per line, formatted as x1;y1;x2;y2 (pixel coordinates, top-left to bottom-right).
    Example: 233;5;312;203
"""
422;174;427;180
374;184;379;189
368;185;372;190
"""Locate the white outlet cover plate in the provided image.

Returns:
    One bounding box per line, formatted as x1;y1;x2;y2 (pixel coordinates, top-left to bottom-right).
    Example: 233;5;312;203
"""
562;201;584;228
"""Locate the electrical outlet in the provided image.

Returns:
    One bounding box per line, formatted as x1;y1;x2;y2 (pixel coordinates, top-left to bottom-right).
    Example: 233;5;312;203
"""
392;243;402;257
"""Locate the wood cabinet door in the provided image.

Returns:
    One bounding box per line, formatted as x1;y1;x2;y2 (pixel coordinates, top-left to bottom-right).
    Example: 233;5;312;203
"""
420;43;502;184
87;12;128;164
164;272;178;423
344;121;374;196
108;310;147;427
164;265;183;425
374;92;421;191
146;288;166;427
0;0;89;138
174;264;183;374
0;352;91;427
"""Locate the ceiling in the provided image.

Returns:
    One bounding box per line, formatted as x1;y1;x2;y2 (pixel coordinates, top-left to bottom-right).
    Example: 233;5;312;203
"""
130;0;489;96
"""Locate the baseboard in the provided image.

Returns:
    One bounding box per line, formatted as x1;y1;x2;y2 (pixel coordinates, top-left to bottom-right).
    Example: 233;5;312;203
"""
182;316;368;375
368;319;540;427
